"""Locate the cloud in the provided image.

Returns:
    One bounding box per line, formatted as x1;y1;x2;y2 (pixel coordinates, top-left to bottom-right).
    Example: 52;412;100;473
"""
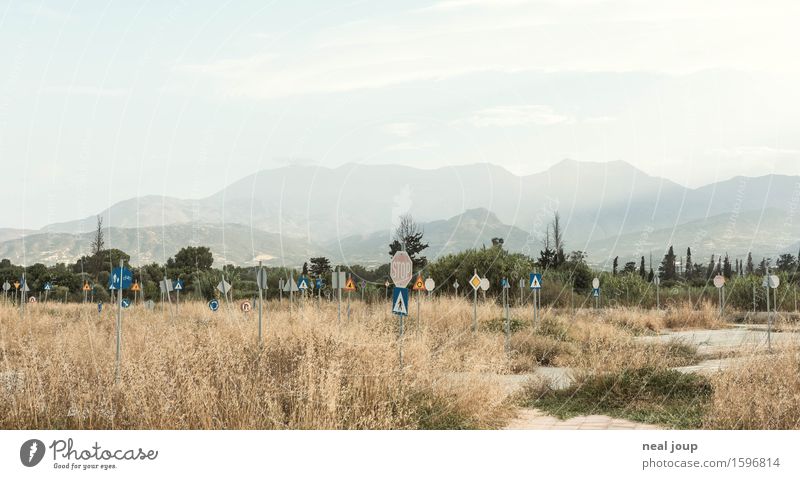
384;141;439;151
381;122;419;138
43;86;128;97
457;105;572;127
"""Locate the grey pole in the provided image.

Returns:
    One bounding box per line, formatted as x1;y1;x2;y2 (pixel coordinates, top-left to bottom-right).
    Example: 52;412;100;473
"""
115;259;123;383
337;268;342;326
504;281;510;354
753;283;757;313
258;261;263;345
766;279;772;352
472;269;478;333
656;282;660;310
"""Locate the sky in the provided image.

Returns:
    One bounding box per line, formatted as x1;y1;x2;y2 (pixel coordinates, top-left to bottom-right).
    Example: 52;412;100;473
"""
1;0;800;229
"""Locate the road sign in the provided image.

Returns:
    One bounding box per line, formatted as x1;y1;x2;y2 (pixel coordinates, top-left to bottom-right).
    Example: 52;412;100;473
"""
217;280;232;295
469;273;482;291
2;281;9;292
424;278;435;292
108;267;133;290
713;275;725;289
297;276;309;290
131;282;141;292
208;299;220;311
144;300;155;310
480;278;490;291
592;288;600;297
332;271;347;289
412;275;425;291
360;280;367;289
174;279;184;291
240;301;252;313
592;278;600;289
82;282;91;291
453;280;459;289
529;273;542;290
315;278;324;290
29;296;37;303
344;277;356;291
97;302;103;313
654;276;661;286
390;251;413;288
768;275;780;289
283;278;299;292
14;281;20;290
43;282;52;291
392;287;409;316
257;268;268;290
159;279;174;293
501;278;510;289
121;298;131;308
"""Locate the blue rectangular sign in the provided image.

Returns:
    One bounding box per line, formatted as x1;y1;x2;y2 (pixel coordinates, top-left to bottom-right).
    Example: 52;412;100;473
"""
391;287;409;316
108;267;133;290
529;273;542;290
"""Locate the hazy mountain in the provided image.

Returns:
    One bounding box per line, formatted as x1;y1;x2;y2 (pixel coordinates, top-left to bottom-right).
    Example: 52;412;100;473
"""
7;161;800;267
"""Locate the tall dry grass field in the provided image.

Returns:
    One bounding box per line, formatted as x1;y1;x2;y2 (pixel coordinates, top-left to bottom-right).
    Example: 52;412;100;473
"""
0;298;512;429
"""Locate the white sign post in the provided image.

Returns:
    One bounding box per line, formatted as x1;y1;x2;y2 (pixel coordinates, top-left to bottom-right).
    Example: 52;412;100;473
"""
469;271;481;332
256;262;268;345
654;276;661;310
592;277;601;309
765;274;780;351
713;274;725;317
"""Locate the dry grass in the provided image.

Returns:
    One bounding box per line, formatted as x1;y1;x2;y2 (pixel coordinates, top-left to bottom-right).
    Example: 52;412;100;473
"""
0;299;511;430
705;345;800;429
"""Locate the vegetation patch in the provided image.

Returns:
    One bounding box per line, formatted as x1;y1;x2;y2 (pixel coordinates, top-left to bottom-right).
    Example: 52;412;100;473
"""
522;367;712;429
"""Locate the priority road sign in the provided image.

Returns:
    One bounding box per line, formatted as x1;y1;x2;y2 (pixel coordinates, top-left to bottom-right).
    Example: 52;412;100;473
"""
392;287;409;316
360;280;367;289
529;273;542;290
208;299;220;311
412;275;425;291
217;280;232;295
390;251;413;288
469;273;482;291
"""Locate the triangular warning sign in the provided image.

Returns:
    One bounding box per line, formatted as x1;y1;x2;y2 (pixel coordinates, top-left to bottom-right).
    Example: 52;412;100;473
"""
412;275;425;291
345;277;356;291
531;277;540;288
393;292;408;315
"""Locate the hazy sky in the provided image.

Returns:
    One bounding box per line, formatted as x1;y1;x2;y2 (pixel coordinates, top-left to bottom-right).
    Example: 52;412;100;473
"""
2;0;800;229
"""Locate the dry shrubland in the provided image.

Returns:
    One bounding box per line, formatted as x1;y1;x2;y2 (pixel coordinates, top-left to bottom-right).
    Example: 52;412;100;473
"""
1;298;797;430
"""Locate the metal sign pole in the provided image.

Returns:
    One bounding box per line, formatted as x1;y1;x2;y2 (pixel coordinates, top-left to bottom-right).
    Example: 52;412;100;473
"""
115;259;123;383
472;271;478;333
258;261;264;345
766;281;772;352
504;282;510;354
337;267;342;326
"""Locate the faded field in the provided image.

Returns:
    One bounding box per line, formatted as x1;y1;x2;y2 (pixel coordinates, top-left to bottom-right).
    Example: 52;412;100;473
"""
1;298;798;429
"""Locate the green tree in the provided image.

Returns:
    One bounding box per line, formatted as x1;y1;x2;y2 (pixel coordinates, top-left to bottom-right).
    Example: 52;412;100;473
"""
659;246;677;280
309;257;332;278
172;246;214;271
388;214;429;269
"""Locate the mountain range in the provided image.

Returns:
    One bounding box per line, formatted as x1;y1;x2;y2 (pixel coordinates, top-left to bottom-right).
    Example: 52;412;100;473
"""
3;160;799;268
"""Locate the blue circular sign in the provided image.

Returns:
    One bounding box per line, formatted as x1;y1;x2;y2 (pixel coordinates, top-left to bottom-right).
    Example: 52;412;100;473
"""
208;299;220;311
121;298;131;308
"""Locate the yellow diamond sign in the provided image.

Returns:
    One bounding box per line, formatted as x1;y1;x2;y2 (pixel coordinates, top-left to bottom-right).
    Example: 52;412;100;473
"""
469;273;482;291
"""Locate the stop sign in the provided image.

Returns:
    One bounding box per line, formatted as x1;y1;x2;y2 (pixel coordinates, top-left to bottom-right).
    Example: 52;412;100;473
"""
390;251;413;288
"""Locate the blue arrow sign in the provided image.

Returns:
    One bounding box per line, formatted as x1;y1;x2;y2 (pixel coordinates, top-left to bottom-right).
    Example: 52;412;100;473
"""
108;267;133;290
392;287;409;316
315;278;323;289
174;279;184;291
121;298;131;308
208;299;220;311
529;273;542;290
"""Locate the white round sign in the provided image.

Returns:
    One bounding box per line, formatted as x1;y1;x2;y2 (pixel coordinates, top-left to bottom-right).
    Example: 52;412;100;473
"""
653;276;660;286
424;278;435;292
240;301;252;313
592;278;600;289
768;275;780;289
713;275;725;289
389;251;413;288
480;278;490;291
